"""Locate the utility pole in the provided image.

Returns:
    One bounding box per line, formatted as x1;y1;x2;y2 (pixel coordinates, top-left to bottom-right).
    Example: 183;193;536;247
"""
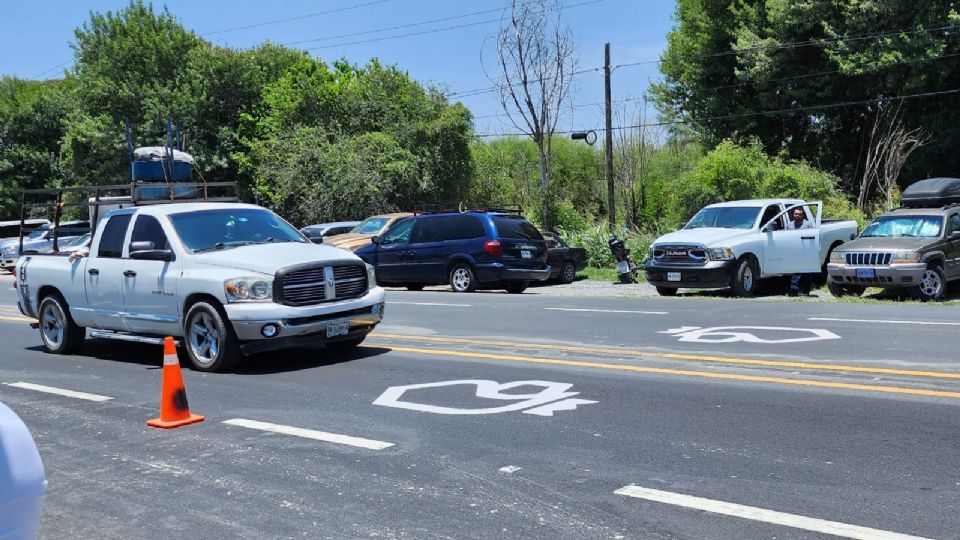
604;42;615;231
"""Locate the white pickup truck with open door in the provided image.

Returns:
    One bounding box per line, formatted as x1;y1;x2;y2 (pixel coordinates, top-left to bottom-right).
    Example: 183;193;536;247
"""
644;199;858;296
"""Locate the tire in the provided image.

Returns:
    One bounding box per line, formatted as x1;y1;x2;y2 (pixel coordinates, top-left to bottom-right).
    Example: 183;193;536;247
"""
327;335;366;352
912;263;946;301
559;261;577;284
405;284;425;291
656;286;677;297
730;257;759;297
505;281;528;294
183;301;241;372
827;281;865;298
449;263;477;293
37;293;85;354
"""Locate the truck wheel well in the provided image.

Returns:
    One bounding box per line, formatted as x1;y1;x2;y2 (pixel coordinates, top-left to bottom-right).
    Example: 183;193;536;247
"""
183;294;223;318
925;256;945;268
37;285;62;304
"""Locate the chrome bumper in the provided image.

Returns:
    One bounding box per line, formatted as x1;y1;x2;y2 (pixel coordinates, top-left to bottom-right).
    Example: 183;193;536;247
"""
827;263;926;286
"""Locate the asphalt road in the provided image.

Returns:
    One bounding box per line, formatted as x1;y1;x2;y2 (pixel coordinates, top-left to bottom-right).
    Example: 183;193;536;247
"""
2;273;959;539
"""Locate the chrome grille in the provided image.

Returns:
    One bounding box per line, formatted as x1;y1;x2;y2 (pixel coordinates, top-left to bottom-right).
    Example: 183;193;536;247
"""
280;263;368;306
844;252;892;266
653;245;707;265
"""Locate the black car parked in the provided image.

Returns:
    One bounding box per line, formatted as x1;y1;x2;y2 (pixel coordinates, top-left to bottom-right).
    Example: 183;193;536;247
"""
542;232;588;283
355;211;551;293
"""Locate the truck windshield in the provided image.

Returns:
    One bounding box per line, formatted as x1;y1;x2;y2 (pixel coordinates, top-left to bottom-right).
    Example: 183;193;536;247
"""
169;208;305;252
685;207;760;230
860;216;942;238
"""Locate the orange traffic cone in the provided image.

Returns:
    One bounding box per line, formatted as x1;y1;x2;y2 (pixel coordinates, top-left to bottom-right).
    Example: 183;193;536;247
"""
147;337;205;429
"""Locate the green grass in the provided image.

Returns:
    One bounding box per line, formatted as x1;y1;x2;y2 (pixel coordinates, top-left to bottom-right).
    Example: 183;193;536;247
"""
577;266;646;283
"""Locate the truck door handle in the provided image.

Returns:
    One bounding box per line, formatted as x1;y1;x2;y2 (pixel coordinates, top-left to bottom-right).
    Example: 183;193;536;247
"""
123;270;137;277
88;268;99;276
801;236;815;240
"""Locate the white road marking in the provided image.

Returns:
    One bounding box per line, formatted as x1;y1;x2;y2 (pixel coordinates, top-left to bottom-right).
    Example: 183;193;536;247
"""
614;485;931;540
390;301;472;307
810;317;960;327
3;382;113;402
222;419;394;450
544;307;668;315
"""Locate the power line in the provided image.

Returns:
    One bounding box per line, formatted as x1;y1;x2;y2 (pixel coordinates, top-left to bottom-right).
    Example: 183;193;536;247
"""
473;87;960;138
306;18;501;51
203;0;392;36
614;22;960;69
32;60;72;79
304;0;605;52
285;6;510;46
450;21;960;99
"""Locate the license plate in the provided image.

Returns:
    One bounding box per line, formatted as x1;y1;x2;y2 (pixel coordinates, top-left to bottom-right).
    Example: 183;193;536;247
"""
856;268;876;279
667;272;681;282
617;261;630;273
521;250;532;259
326;319;350;338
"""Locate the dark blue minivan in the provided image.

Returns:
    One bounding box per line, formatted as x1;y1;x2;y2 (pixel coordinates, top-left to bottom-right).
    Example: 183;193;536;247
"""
354;211;550;293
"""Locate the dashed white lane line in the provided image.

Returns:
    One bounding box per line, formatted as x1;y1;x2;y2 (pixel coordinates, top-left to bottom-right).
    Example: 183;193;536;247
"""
389;302;472;307
3;382;113;402
614;485;931;540
545;307;669;315
810;317;960;326
222;419;394;450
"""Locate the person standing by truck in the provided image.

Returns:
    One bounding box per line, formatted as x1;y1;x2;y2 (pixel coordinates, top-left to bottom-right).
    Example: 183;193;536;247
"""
788;206;813;296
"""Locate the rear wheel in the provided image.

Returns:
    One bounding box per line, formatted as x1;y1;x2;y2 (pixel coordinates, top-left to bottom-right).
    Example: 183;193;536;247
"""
183;301;241;372
656;286;677;297
449;263;477;293
505;281;528;294
38;294;85;354
730;257;759;297
559;261;577;284
912;263;946;301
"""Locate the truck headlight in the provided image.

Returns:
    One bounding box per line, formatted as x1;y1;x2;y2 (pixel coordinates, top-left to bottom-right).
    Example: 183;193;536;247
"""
707;247;734;261
891;251;921;264
829;250;845;264
224;277;273;302
366;263;377;289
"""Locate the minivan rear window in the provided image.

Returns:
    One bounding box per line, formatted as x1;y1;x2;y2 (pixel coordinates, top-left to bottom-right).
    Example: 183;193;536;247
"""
493;217;543;240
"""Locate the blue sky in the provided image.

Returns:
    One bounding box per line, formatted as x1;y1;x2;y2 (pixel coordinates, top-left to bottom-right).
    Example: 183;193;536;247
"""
0;0;675;136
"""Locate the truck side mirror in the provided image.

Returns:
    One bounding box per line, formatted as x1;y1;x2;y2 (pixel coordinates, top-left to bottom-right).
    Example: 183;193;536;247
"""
129;241;174;262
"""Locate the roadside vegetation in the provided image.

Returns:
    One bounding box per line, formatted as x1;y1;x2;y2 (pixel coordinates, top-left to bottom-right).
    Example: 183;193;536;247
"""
1;1;955;276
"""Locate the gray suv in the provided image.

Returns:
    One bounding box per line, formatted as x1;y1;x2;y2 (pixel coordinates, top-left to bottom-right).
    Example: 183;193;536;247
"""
827;205;960;301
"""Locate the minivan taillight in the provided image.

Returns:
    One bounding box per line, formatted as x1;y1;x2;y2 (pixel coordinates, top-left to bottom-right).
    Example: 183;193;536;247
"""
483;240;502;257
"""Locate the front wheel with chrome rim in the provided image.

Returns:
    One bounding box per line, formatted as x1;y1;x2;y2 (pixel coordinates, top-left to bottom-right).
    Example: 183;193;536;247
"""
449;263;477;293
912;264;946;301
38;294;85;354
729;257;759;297
183;301;241;372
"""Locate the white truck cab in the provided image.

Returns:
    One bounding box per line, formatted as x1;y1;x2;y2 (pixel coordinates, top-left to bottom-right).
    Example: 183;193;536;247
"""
15;199;385;372
644;199;858;296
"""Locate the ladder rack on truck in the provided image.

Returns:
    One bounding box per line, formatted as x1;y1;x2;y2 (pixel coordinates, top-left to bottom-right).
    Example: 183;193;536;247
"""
18;181;239;256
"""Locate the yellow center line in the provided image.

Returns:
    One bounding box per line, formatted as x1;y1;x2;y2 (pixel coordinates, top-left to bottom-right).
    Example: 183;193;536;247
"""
369;344;960;400
373;332;960;381
0;315;34;323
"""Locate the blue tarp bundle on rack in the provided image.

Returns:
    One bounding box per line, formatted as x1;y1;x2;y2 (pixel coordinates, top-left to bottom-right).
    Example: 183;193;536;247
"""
131;146;196;200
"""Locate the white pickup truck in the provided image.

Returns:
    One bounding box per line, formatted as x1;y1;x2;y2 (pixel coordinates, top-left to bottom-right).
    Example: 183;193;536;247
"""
15;202;385;372
644;199;858;296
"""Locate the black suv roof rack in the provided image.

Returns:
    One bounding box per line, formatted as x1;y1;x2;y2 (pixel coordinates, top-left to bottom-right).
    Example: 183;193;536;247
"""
17;181;239;254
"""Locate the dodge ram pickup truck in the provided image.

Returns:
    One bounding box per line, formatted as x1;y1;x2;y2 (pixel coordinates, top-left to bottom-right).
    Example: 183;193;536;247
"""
15;202;385;372
645;199;858;296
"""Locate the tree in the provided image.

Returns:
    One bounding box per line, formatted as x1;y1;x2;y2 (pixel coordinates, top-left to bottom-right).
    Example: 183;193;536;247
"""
488;0;576;228
653;0;960;191
857;103;928;212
